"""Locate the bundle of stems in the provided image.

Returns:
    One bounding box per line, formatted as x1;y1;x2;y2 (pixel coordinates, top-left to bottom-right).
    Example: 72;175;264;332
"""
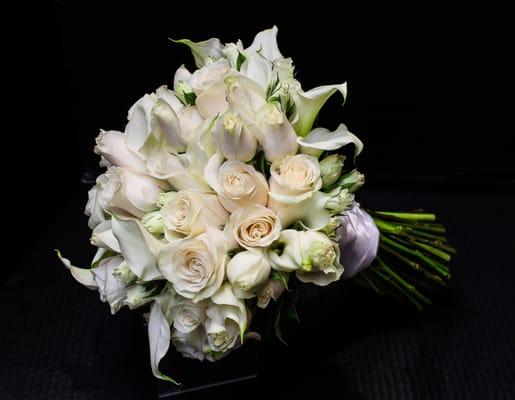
354;210;455;310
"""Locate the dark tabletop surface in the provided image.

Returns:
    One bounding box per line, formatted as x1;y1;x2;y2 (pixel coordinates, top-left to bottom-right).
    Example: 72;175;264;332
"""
1;187;514;400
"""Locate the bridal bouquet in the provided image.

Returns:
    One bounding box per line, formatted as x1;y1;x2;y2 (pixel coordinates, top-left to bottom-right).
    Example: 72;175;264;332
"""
58;27;454;383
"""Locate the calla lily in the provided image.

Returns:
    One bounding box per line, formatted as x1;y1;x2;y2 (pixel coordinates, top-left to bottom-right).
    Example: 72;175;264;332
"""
171;37;223;68
246;26;283;61
240;52;273;89
90;220;121;252
298;123;363;159
111;217;164;281
292;83;347;136
148;290;180;383
56;250;97;290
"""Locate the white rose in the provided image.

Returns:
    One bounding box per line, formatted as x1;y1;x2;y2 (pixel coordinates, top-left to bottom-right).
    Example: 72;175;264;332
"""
225;75;267;123
253;103;299;162
204;283;247;354
211;111;257;162
257;278;286;309
151;99;187;153
161;190;228;239
96;167;165;219
205;155;268;212
269;154;322;204
158;229;227;302
189;59;231;94
228;205;281;249
94;130;147;173
268;230;343;286
172;299;207;334
85;186;105;229
172;328;206;361
227;250;271;299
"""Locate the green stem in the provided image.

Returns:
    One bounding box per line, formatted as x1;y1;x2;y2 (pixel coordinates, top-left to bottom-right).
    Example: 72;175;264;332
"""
373;211;436;222
379;242;447;286
369;266;423;310
375;257;432;304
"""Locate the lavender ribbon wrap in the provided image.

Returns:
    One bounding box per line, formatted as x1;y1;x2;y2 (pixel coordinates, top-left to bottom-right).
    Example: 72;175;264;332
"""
337;204;380;279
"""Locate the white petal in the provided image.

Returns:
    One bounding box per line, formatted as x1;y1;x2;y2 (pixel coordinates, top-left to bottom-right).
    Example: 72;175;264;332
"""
92;256;126;314
173;65;192;88
298;123;363;158
246;26;283;61
241;52;272;89
111;217;163;280
195;81;228;118
292;83;347;137
90;220;121;253
203;153;224;193
126;94;155;152
172;37;223;68
56;250;97;289
148;299;179;383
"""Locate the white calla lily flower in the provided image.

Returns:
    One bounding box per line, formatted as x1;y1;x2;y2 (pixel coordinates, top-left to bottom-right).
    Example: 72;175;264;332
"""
298;123;363;159
292;83;347;137
172;37;223;68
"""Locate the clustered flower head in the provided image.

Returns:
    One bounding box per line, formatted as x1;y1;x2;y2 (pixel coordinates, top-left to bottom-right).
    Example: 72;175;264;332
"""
59;26;365;381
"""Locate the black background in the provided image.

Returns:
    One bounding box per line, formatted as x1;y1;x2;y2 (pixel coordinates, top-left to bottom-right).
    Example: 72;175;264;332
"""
4;2;515;399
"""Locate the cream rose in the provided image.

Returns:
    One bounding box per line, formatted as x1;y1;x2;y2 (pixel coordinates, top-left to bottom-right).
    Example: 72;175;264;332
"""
228;205;281;249
172;328;207;361
268;154;322;227
268;230;343;286
161;190;228;239
172;299;207;334
227;250;271;299
205;155;268;212
158;231;227;302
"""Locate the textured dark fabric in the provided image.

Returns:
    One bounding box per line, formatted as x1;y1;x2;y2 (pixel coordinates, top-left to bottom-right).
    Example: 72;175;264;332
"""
1;187;514;399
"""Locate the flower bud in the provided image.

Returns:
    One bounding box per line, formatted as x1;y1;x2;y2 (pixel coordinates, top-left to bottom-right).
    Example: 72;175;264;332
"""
320;154;345;187
339;170;365;193
142;210;164;236
112;261;137;285
325;187;354;214
257;279;285;309
124;285;153;309
156;191;177;208
320;217;341;239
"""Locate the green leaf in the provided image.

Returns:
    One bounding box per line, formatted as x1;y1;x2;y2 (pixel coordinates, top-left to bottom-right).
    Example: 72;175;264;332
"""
236;52;246;71
183;91;197;106
274;298;288;345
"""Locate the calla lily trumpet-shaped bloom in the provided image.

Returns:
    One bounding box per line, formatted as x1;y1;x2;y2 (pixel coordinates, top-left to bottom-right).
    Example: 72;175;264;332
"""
292;83;348;137
298;123;363;159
